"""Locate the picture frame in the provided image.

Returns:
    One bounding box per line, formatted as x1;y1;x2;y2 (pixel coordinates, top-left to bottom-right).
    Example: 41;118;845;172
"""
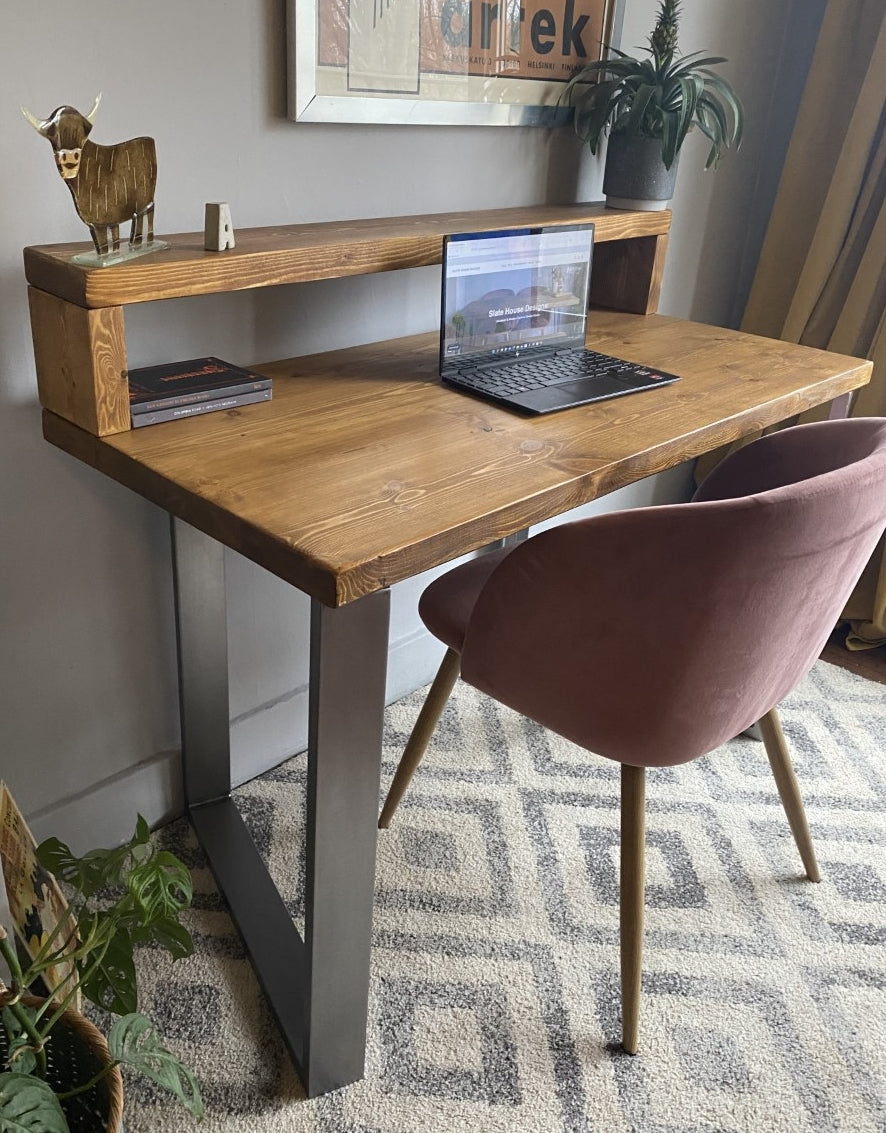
287;0;624;126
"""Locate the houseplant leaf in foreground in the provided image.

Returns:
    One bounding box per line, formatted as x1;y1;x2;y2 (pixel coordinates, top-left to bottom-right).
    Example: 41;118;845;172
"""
78;919;138;1016
0;1073;68;1133
109;1013;203;1118
37;814;152;899
0;807;202;1128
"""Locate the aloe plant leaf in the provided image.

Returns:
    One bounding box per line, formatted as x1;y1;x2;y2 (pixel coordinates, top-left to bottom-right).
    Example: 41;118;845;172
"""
625;83;658;132
698;92;729;143
571;77;628;146
636;58;660;84
0;1073;68;1133
696;94;730;167
669;53;727;77
579;113;610;153
695;104;718;145
561;60;609;97
568;74;623;107
673;75;699;150
661;113;678;169
108;1014;203;1119
699;76;745;145
563;55;628;86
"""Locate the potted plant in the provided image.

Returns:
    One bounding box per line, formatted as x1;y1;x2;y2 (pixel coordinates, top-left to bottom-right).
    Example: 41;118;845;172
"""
563;0;744;210
0;815;203;1131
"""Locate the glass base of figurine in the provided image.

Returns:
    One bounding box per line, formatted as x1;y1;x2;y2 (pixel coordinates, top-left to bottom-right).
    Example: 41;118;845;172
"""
72;239;171;268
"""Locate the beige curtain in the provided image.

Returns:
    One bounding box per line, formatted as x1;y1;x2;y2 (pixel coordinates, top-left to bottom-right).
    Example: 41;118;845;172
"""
740;0;886;649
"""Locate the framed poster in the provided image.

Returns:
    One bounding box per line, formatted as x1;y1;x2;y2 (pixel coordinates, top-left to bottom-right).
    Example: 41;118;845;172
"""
287;0;623;125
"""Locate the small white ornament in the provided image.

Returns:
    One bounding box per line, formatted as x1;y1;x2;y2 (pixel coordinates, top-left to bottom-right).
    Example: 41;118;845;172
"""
204;202;235;251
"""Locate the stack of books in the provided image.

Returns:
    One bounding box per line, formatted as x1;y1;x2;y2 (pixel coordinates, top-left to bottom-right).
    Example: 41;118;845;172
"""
128;356;273;428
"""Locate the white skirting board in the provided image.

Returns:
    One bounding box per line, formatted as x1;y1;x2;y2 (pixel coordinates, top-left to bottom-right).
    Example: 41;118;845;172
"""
27;747;185;854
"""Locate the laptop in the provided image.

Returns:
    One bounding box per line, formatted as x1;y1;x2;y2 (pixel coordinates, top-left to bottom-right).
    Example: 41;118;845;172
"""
439;223;680;414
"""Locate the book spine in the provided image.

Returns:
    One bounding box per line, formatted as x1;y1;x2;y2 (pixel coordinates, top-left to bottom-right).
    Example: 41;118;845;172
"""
130;376;272;414
131;388;272;428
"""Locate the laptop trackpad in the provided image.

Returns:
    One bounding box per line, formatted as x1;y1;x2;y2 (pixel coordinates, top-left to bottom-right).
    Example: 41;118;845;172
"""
515;375;630;414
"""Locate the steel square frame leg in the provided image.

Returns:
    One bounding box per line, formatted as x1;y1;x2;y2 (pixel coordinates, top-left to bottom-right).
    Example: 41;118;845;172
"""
171;518;391;1097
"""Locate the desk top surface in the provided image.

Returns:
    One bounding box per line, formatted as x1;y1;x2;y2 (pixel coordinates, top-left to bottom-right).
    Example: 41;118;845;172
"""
43;311;871;606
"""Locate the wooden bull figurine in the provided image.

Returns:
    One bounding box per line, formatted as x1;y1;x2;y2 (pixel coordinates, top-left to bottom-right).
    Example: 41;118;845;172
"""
23;94;157;257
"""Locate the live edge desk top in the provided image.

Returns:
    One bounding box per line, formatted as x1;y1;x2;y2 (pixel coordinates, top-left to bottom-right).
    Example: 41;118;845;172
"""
27;204;872;608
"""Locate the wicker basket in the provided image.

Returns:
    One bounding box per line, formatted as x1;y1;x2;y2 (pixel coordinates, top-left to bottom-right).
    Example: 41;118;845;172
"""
0;995;123;1133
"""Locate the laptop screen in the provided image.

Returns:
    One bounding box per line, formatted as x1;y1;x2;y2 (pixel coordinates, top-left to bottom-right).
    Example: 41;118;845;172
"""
440;223;594;368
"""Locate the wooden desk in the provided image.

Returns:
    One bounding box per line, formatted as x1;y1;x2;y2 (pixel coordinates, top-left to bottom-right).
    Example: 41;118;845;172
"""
42;313;869;605
26;207;872;1098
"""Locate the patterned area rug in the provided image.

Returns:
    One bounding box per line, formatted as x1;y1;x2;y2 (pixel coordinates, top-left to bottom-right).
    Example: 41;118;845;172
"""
123;661;885;1132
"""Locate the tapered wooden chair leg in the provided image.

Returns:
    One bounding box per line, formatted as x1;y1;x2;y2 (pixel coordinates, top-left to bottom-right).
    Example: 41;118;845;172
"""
620;763;646;1055
379;647;461;829
757;707;821;882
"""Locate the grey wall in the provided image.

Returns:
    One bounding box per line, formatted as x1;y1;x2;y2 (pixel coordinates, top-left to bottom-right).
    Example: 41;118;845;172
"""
1;0;823;850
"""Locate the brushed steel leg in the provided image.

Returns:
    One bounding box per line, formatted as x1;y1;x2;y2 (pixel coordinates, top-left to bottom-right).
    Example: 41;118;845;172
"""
172;517;392;1096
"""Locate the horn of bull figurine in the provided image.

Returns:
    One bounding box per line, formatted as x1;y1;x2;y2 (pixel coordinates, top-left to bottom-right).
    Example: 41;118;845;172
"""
86;93;102;123
21;105;49;136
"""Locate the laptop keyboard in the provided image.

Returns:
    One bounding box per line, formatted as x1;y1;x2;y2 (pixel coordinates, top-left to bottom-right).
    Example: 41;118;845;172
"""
452;349;662;397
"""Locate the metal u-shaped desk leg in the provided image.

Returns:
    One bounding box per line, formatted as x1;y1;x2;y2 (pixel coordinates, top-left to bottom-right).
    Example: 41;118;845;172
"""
171;517;391;1097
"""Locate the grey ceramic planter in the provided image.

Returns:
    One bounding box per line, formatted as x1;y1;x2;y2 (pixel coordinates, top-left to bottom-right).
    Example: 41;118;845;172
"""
602;134;679;211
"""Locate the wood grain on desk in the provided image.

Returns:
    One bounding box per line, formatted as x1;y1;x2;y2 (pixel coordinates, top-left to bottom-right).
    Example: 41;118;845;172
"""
42;312;872;607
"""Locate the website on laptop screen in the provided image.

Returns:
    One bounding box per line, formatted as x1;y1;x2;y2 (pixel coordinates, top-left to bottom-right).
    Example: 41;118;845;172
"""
441;224;594;366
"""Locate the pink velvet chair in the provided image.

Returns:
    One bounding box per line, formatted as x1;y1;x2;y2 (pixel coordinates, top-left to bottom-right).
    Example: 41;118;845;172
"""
379;417;886;1054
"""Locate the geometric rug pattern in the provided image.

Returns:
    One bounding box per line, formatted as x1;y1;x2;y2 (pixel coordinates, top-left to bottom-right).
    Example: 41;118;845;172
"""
122;660;886;1131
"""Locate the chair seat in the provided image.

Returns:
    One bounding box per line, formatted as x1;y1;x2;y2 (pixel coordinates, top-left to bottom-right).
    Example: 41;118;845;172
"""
419;548;509;651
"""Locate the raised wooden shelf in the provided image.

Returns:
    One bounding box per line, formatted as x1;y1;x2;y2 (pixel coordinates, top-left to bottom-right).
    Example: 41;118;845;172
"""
25;203;671;438
24;203;670;309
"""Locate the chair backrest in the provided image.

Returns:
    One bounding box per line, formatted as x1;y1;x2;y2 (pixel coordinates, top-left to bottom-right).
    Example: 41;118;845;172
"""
460;418;886;768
